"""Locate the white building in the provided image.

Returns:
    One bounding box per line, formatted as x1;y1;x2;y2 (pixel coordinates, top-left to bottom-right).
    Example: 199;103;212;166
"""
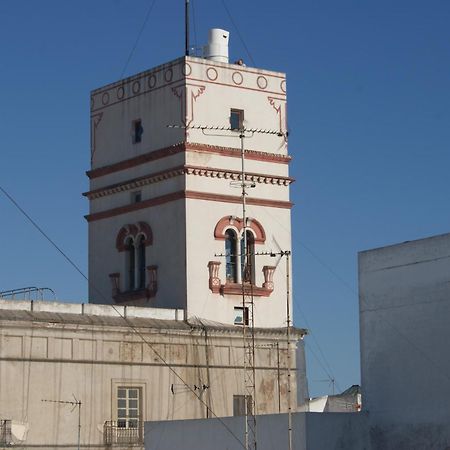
359;232;450;449
85;30;291;328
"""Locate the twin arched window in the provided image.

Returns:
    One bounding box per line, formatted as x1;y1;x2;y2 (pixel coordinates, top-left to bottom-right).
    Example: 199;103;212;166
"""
225;229;255;284
116;222;153;293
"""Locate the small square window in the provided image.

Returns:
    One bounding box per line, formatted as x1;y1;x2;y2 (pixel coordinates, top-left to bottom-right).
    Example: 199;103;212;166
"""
132;119;144;144
230;109;244;131
233;394;253;416
234;306;249;326
131;191;142;203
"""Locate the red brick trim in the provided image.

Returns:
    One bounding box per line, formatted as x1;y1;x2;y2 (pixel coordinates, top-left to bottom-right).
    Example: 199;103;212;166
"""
221;283;273;297
84;164;294;200
85;190;292;222
87;142;291;180
116;222;153;252
184;191;293;210
214;216;266;243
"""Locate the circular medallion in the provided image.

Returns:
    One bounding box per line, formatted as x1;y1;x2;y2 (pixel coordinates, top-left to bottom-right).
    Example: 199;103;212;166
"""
132;81;141;94
206;67;218;81
148;74;156;88
257;76;268;89
101;92;110;105
164;68;173;82
280;79;286;93
117;86;125;99
232;71;243;85
182;63;192;76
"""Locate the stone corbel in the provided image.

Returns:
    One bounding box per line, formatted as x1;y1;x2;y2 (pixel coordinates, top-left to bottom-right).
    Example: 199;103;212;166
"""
208;261;221;294
146;265;158;298
207;262;275;297
109;273;121;296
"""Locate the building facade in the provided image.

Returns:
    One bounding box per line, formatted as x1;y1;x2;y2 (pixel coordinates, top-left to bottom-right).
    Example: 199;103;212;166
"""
86;51;291;328
359;232;450;450
0;300;305;449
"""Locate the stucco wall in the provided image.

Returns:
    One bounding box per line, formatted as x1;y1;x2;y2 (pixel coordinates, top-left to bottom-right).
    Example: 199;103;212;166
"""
359;232;450;450
0;300;304;449
144;411;368;450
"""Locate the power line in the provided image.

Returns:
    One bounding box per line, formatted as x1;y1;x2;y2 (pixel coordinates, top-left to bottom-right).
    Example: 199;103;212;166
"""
220;0;256;67
120;0;158;79
0;183;246;450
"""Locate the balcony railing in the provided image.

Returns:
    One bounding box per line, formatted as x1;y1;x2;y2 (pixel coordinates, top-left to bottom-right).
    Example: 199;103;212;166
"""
0;420;12;446
104;421;143;446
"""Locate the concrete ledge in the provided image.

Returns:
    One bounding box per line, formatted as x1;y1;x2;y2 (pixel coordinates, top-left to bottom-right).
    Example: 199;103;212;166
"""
0;299;185;322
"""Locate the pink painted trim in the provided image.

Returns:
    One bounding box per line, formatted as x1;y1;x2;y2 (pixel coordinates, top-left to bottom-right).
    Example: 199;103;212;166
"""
85;190;292;222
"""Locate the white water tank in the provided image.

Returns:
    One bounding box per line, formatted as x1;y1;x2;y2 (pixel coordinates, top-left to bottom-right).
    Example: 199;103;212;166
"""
203;28;229;63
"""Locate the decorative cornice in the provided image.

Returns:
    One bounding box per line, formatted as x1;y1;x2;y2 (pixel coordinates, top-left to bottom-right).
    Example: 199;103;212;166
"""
84;164;294;200
85;190;292;222
86;142;291;180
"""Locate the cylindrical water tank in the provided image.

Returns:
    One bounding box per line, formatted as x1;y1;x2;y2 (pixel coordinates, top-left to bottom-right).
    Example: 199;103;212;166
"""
204;28;229;63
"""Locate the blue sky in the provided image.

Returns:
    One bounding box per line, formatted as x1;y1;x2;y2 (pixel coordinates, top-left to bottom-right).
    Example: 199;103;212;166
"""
0;0;449;397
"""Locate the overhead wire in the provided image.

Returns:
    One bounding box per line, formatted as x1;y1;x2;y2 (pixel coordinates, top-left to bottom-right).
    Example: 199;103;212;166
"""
220;0;256;66
119;0;158;79
0;183;246;450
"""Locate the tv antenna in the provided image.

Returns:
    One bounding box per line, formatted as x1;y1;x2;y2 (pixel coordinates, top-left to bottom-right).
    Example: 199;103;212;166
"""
168;123;286;450
41;396;81;450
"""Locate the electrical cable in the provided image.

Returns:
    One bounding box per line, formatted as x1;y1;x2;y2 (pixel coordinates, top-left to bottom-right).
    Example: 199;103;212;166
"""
119;0;158;79
0;183;246;450
220;0;256;67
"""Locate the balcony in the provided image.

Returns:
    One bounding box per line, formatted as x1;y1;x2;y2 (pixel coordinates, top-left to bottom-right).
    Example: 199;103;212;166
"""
0;420;12;446
104;421;143;446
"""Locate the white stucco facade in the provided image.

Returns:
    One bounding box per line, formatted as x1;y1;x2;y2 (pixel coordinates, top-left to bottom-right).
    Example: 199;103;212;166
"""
359;233;450;449
87;55;292;328
0;299;306;449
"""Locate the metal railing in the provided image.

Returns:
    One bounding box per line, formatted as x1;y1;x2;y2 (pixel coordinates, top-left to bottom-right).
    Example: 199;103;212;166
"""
0;287;56;301
104;421;143;446
0;420;12;446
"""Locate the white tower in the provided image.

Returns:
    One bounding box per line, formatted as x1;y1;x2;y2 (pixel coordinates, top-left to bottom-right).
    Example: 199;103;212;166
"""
85;34;291;327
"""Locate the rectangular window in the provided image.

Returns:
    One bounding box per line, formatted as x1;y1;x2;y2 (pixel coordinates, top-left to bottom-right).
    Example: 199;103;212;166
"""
233;394;253;416
131;191;142;203
230;109;244;131
132;119;144;144
234;306;249;326
117;387;141;429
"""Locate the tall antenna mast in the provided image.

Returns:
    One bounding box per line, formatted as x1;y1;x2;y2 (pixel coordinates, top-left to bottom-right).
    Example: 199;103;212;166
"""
167;123;285;450
185;0;190;56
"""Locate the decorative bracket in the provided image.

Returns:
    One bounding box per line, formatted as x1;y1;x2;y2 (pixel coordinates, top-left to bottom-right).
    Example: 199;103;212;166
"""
207;262;275;297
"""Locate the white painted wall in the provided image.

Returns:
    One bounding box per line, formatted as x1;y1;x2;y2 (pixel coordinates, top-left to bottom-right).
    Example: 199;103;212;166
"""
145;411;369;450
359;232;450;450
88;56;293;328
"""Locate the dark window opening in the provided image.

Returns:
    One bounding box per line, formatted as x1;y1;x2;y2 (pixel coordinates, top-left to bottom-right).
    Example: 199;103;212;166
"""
133;120;144;144
234;306;249;326
241;230;255;283
233;394;253;416
137;236;146;289
132;191;142;203
225;229;238;282
126;238;135;291
230;109;244;131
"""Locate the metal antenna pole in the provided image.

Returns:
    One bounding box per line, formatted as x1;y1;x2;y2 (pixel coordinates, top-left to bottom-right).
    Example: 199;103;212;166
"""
239;129;257;450
41;397;81;450
185;0;190;56
286;251;293;450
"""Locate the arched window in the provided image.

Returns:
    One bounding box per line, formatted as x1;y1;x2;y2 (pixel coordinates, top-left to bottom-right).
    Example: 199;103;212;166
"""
225;229;238;283
137;235;146;289
126;237;135;291
241;230;255;283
